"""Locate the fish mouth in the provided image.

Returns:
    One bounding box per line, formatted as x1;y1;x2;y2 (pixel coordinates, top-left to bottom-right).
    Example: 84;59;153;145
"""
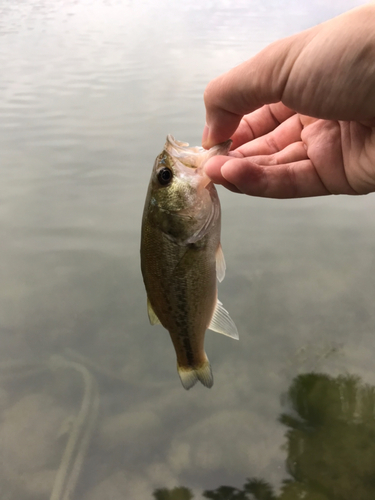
164;135;206;169
163;151;197;170
164;134;232;170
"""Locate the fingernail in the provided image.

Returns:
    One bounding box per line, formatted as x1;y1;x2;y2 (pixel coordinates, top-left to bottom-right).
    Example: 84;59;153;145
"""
202;124;210;149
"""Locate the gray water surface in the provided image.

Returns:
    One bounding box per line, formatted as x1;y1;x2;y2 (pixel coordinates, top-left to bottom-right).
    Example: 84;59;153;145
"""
1;1;374;499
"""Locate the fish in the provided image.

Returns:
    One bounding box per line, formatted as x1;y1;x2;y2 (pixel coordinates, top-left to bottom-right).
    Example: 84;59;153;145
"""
140;135;238;390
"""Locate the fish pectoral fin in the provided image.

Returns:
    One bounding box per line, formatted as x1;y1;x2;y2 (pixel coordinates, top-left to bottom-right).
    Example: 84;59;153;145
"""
208;299;239;340
216;244;226;283
147;297;161;325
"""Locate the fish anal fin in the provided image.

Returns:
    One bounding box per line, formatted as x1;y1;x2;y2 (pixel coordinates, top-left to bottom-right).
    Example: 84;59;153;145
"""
216;244;226;283
208;299;239;340
178;359;213;390
147;297;161;325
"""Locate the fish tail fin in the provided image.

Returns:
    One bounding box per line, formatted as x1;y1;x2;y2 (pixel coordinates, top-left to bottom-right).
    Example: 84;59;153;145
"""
196;359;214;389
177;357;213;390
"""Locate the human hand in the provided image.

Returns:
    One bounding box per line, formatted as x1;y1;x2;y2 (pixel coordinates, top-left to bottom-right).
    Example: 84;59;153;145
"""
202;4;375;198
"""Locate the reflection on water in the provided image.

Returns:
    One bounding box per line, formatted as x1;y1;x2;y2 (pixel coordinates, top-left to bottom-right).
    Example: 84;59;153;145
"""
4;358;375;499
154;487;194;500
0;0;373;498
153;373;375;500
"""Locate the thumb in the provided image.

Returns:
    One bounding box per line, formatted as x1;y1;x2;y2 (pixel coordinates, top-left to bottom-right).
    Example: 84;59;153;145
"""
202;31;312;149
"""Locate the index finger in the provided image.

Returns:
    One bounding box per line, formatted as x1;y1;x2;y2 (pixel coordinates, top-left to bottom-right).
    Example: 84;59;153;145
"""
228;103;296;149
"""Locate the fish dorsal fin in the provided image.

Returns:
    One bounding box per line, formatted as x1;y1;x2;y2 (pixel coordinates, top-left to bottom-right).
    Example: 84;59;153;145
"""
216;244;226;283
208;299;239;340
147;297;161;325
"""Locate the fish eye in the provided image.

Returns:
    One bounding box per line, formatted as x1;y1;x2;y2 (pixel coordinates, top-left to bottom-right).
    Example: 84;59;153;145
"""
157;167;173;186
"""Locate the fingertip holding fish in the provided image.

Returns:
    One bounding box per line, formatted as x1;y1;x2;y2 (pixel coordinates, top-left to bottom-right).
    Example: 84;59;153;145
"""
201;124;210;149
140;135;237;390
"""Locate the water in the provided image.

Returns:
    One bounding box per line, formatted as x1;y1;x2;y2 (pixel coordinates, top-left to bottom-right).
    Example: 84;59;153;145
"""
0;0;373;498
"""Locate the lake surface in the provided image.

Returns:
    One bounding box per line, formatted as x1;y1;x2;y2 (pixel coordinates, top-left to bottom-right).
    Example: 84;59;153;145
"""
0;1;373;499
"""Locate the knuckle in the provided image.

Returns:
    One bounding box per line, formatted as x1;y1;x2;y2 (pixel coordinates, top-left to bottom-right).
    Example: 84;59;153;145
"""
265;134;280;154
285;164;299;197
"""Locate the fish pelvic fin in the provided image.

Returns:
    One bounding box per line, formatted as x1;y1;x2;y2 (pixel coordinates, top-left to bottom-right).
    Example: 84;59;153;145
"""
147;297;161;325
216;243;226;283
177;358;213;390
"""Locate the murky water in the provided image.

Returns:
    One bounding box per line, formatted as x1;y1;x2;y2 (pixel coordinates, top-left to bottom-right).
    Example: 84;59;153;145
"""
0;0;373;498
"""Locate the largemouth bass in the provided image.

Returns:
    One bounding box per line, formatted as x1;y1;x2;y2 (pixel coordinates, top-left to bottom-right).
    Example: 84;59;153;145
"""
140;135;238;390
